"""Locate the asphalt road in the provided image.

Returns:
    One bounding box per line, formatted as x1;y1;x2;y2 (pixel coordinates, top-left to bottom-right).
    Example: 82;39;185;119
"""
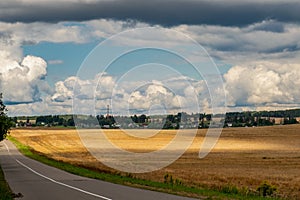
0;140;197;200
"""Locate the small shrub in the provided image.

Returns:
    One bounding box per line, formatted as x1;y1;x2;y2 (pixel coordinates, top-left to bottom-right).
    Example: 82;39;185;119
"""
164;173;169;183
220;184;239;195
163;174;183;186
257;181;277;197
175;178;183;186
239;186;253;196
164;174;174;185
169;174;173;185
126;173;133;178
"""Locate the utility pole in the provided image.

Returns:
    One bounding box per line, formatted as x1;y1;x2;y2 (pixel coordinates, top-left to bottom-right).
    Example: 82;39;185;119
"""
106;105;110;118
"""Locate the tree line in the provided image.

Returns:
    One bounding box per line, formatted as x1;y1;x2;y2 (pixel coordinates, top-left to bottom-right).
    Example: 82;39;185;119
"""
225;110;299;127
10;109;300;129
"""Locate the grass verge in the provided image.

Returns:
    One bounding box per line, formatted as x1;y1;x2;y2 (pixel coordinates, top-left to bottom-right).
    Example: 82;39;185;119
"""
0;163;13;200
8;135;281;200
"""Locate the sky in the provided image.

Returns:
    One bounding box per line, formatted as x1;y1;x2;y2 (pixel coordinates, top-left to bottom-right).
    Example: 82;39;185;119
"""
1;0;300;116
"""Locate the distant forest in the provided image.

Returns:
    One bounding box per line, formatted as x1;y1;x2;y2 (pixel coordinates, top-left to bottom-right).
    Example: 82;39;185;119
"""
11;108;300;129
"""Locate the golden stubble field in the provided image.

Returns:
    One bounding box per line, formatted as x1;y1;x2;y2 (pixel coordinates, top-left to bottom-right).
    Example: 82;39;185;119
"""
11;125;300;198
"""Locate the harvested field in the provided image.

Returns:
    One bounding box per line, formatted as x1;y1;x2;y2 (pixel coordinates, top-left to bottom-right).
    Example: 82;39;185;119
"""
10;125;300;199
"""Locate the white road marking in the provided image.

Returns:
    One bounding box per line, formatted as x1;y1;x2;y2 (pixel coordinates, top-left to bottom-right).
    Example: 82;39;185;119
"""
3;141;10;153
3;141;112;200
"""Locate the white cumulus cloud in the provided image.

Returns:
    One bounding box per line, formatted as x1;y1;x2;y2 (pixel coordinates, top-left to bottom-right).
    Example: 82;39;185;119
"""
0;55;50;104
224;62;300;108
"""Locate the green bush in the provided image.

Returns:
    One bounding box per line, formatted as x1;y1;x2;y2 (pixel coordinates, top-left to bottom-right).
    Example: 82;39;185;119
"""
257;181;277;197
164;174;183;186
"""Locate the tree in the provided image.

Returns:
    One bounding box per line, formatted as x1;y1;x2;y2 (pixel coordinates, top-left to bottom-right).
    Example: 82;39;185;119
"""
139;114;147;123
0;94;12;141
67;117;75;126
131;115;138;123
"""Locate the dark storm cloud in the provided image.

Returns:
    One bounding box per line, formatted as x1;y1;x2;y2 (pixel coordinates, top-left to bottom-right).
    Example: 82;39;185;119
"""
0;0;300;26
261;44;300;54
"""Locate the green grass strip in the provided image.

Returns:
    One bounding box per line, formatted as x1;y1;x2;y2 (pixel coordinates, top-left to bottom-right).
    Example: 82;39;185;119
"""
0;163;13;200
8;136;281;200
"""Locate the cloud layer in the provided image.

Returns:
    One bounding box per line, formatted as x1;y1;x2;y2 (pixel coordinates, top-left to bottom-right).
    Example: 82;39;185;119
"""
0;12;299;115
49;61;300;116
55;73;207;115
1;0;300;27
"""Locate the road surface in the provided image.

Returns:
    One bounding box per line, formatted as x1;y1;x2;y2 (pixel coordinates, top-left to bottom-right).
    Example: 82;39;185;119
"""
0;139;197;200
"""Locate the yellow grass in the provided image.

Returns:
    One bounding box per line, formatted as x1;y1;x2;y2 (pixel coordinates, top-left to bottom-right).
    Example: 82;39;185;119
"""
11;125;300;199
